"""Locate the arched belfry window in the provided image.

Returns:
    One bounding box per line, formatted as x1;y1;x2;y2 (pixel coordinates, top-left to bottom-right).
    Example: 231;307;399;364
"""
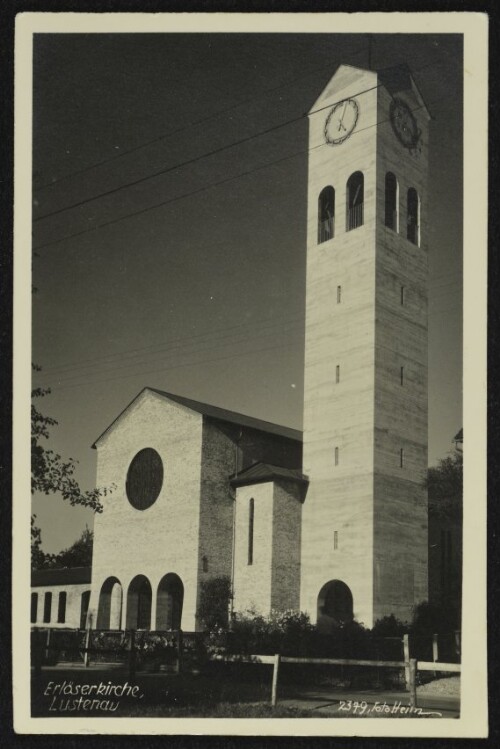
407;187;420;245
346;171;364;231
385;172;399;231
318;186;335;243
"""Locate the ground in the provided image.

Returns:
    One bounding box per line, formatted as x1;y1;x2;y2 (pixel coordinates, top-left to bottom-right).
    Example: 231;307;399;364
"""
31;666;460;719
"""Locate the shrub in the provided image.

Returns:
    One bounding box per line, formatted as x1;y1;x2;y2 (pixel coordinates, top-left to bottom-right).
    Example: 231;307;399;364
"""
371;614;408;638
198;576;232;631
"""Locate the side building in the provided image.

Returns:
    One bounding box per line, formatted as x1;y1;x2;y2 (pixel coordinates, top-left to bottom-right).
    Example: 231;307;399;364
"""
31;567;91;629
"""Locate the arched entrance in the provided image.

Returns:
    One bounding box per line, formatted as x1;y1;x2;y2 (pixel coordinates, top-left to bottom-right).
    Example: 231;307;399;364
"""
156;573;184;630
97;577;123;629
317;579;354;631
126;575;152;630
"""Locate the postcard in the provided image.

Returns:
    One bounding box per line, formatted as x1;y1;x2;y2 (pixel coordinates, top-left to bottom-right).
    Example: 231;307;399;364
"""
13;10;488;737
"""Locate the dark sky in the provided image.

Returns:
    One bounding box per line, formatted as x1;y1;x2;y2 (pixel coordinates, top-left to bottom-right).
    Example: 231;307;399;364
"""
31;32;463;553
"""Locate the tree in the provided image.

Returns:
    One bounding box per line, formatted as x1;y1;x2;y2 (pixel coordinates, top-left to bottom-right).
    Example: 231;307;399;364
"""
426;449;463;521
35;527;94;570
426;447;463;628
31;365;113;567
31;514;45;570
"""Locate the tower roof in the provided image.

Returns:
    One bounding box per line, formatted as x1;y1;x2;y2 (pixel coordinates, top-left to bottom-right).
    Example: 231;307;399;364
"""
309;62;431;120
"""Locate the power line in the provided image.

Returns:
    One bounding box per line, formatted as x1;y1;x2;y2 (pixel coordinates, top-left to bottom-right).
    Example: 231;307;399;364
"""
36;338;303;393
34;55;446;224
33;45;370;193
32;85;454;254
36;310;305;374
35;314;305;381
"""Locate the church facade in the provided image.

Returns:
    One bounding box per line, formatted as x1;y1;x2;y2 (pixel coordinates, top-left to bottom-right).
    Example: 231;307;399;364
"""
33;63;431;632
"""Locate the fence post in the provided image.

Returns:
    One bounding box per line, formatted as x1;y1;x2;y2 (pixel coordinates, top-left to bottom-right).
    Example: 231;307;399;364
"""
403;634;410;690
271;654;281;707
128;630;136;681
84;625;92;668
176;630;183;674
45;628;52;662
409;658;417;709
432;633;439;677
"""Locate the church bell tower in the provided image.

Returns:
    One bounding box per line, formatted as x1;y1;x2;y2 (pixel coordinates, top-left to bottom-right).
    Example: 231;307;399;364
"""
300;64;430;628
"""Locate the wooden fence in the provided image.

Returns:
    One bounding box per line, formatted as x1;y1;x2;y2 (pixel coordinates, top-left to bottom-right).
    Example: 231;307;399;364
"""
212;652;461;709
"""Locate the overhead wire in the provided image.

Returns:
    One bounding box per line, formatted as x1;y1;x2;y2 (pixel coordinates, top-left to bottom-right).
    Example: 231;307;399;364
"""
33;44;370;193
34;338;303;393
35;314;305;382
33;54;451;226
32;85;458;254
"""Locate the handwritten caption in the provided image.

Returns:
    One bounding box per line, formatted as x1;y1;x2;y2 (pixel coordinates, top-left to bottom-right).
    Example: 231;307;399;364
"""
43;680;144;713
338;699;442;718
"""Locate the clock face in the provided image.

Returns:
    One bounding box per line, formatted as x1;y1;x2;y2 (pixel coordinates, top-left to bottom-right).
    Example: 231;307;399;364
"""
324;99;359;145
390;98;420;148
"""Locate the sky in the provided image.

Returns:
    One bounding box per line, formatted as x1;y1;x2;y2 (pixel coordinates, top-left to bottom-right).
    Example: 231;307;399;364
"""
31;31;463;554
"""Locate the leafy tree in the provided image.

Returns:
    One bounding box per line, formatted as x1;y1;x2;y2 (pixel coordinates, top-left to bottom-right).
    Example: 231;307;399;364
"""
35;527;94;570
31;365;113;567
425;447;463;629
31;515;45;570
426;449;463;522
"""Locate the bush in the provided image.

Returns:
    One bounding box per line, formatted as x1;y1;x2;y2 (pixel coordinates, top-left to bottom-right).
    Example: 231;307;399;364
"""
371;614;408;638
410;601;458;636
198;576;232;631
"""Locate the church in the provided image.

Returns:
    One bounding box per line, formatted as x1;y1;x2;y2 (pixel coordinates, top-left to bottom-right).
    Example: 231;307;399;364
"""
31;62;430;633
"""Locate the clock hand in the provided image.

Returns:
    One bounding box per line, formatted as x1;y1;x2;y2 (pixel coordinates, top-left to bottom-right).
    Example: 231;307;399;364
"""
337;102;349;132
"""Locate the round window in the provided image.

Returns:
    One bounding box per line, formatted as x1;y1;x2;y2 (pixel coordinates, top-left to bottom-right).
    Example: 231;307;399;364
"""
126;448;163;510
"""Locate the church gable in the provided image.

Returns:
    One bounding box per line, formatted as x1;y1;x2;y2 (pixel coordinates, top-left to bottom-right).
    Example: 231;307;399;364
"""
92;387;202;452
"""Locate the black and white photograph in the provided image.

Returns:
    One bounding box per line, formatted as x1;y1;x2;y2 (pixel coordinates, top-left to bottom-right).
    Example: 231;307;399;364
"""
13;11;487;736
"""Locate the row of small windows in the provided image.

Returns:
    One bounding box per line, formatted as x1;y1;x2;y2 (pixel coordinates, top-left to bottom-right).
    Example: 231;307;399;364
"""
318;171;364;242
318;172;420;246
31;590;91;628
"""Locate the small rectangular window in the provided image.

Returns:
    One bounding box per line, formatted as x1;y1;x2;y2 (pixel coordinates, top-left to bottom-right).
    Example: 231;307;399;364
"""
400;286;405;305
336;365;340;384
335;447;339;466
400;366;404;386
43;592;52;623
57;592;67;623
31;593;38;624
80;591;91;630
334;531;338;550
248;498;254;566
337;285;342;304
400;448;404;468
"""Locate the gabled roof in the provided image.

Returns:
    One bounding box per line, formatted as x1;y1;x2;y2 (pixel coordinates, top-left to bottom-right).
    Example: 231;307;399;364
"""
378;64;432;120
31;566;92;588
229;462;308;488
92;386;302;448
309;62;431;120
